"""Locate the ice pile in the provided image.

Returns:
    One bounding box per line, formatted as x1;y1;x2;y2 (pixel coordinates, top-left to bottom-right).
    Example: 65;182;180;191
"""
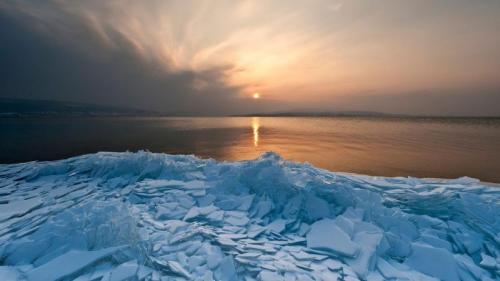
0;151;499;281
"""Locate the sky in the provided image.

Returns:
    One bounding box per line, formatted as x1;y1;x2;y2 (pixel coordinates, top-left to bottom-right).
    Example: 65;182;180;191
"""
1;0;500;116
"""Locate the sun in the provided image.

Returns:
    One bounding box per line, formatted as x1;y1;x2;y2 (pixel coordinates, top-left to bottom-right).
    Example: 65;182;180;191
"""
252;92;260;99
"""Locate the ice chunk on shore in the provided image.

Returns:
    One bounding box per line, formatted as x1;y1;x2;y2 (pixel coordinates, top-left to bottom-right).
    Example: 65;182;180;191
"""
109;260;139;281
406;243;460;281
26;246;124;281
480;253;497;269
0;198;42;221
0;267;20;281
307;219;359;257
0;151;498;280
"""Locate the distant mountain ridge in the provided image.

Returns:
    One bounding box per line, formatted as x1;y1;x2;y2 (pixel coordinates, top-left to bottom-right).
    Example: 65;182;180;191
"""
0;98;156;117
234;111;393;117
2;98;499;118
234;111;500;118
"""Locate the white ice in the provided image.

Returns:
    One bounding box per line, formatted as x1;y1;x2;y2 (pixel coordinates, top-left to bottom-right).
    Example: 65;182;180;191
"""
0;151;498;280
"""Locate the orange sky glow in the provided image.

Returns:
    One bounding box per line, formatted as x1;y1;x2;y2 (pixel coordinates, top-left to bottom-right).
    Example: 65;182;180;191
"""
1;0;500;115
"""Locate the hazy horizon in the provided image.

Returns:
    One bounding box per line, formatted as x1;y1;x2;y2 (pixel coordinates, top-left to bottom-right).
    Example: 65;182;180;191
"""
1;1;500;116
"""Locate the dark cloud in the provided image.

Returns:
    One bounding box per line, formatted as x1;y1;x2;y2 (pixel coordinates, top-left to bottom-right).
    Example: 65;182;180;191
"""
0;3;249;115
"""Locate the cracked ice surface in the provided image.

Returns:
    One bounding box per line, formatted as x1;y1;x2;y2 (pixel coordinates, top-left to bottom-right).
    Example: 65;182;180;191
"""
0;151;499;281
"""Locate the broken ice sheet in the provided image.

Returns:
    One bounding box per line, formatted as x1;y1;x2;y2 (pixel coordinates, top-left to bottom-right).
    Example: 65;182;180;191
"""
0;198;43;221
0;151;498;280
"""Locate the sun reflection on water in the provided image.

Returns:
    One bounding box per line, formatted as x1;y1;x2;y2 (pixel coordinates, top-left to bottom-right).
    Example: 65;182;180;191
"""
252;117;260;146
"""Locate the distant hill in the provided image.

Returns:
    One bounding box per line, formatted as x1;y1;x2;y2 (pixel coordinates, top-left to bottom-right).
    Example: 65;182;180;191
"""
0;98;156;117
234;111;500;118
234;111;393;117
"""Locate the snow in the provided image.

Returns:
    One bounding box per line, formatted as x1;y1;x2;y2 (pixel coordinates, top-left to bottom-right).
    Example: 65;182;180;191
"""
0;151;499;280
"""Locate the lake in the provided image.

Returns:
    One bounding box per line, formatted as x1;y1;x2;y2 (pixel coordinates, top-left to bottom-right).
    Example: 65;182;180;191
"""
1;116;500;182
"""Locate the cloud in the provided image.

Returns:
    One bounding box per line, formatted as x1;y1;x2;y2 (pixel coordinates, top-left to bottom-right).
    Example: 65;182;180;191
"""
0;1;259;115
328;2;343;12
1;0;500;116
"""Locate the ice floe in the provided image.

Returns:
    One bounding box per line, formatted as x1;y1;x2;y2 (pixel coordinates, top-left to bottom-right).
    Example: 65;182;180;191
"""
0;151;499;280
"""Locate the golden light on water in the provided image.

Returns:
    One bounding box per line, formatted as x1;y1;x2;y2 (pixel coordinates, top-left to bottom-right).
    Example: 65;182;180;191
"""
252;117;260;146
252;93;260;99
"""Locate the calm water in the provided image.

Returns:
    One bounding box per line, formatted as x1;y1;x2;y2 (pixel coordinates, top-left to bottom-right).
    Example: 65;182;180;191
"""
1;117;500;182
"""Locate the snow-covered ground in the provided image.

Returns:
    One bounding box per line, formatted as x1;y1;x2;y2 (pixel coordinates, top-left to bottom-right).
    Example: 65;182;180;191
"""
0;151;499;281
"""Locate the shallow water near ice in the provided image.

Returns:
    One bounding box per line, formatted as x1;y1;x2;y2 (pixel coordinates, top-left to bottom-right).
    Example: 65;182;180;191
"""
2;116;500;182
0;152;499;280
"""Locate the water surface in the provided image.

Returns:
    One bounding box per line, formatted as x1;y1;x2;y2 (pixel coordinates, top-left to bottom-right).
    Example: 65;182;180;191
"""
1;117;499;182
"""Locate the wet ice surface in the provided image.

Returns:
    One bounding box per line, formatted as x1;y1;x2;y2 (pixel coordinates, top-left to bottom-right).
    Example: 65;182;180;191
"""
0;152;499;281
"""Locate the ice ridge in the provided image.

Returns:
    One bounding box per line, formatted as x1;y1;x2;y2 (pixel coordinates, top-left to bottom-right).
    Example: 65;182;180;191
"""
0;151;499;280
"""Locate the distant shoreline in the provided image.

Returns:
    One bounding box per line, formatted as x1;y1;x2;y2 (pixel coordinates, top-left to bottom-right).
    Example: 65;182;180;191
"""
2;113;500;119
1;98;499;119
230;113;500;119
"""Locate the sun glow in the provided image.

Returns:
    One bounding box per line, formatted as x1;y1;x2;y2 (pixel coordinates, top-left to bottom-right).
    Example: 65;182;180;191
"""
252;93;260;99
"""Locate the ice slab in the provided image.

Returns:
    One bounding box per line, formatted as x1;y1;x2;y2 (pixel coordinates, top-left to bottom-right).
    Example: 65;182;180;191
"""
0;198;43;221
307;219;359;257
25;246;124;281
406;243;460;281
109;260;139;281
0;151;498;280
0;267;20;281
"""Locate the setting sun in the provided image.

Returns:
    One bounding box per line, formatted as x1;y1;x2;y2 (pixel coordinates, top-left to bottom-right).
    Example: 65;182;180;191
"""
253;93;260;99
